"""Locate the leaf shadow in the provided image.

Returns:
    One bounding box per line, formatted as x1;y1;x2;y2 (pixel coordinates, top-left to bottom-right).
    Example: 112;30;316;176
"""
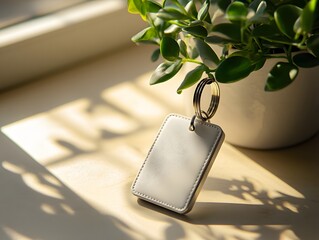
0;133;136;240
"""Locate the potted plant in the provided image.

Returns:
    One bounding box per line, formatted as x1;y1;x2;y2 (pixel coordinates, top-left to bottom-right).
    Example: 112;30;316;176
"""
128;0;319;149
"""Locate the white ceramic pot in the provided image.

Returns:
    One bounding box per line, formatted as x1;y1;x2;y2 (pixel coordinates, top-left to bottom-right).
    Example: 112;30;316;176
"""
184;59;319;149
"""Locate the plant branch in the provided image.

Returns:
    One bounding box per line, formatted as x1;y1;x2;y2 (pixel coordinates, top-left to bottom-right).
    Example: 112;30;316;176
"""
182;58;203;64
284;45;293;64
264;55;287;59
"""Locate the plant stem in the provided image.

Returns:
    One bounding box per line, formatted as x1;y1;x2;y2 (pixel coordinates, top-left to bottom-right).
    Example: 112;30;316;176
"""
297;34;307;49
284;45;293;64
182;58;202;64
264;55;287;59
253;37;263;52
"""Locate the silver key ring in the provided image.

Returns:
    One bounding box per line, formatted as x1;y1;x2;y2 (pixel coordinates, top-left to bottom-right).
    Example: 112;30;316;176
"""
189;77;220;131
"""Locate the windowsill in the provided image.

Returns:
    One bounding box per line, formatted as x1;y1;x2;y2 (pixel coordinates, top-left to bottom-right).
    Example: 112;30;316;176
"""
0;43;317;239
0;0;146;90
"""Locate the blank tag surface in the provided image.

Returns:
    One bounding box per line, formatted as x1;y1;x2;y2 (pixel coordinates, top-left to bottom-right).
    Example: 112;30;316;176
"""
131;114;224;214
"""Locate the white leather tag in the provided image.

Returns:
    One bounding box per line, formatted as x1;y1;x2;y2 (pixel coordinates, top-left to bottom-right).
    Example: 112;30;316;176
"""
131;114;224;214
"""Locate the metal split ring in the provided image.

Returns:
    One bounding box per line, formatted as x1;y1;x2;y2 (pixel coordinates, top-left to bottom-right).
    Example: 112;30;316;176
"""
189;77;220;131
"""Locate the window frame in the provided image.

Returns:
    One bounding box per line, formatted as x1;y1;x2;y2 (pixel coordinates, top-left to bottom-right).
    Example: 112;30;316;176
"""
0;0;145;90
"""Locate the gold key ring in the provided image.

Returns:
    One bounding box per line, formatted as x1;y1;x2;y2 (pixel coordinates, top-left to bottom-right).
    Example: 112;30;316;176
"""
189;77;220;131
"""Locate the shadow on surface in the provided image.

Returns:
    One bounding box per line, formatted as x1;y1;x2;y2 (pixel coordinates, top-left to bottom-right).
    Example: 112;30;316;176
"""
136;134;319;240
0;45;173;240
231;134;319;240
1;44;318;239
137;176;315;239
0;46;162;240
0;133;134;240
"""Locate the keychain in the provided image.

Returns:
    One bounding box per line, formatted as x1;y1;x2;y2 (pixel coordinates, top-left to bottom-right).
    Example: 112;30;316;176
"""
131;77;225;214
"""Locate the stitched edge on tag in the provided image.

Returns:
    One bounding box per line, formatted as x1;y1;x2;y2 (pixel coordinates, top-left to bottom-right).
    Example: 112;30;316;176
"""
131;113;223;213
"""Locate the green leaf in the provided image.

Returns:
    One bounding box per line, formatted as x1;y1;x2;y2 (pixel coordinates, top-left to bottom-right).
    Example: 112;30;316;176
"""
249;0;264;11
157;8;189;20
165;20;189;27
128;0;141;14
206;35;233;44
253;23;293;44
298;0;318;34
274;5;302;39
255;0;267;15
131;27;158;44
160;36;180;61
128;0;161;19
185;0;198;18
228;51;266;70
150;60;183;85
211;23;242;42
265;62;298;91
215;56;254;83
293;52;319;68
177;39;188;58
146;0;162;13
190;46;199;59
128;0;148;20
183;25;208;38
152;15;168;32
198;0;210;21
163;0;189;15
248;1;268;23
164;0;185;9
194;38;219;67
189;20;203;27
164;24;181;34
226;1;248;22
254;57;266;71
177;65;205;94
178;0;190;7
217;0;232;12
151;48;161;62
307;35;319;57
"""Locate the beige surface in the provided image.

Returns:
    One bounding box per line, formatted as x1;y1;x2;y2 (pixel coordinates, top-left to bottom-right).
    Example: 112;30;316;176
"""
0;45;318;240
